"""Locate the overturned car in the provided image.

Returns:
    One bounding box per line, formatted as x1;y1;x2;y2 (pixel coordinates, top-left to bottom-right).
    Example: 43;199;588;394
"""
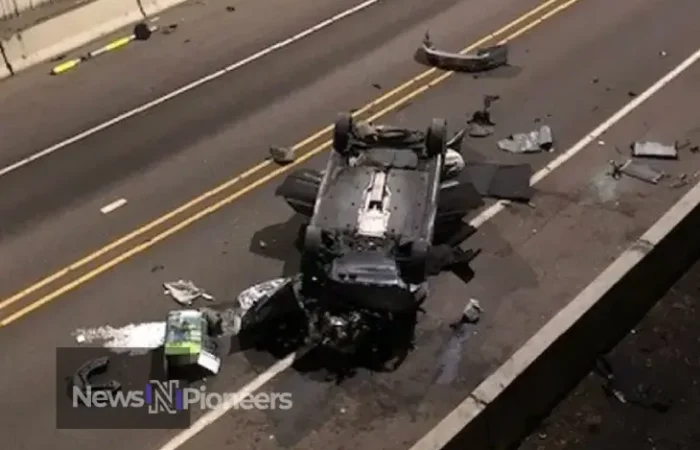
270;113;483;354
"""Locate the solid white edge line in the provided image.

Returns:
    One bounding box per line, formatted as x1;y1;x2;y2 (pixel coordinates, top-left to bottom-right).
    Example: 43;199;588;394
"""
409;45;700;450
157;350;304;450
100;198;128;214
0;0;381;179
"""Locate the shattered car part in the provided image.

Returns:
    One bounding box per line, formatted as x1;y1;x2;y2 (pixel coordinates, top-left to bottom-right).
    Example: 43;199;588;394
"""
498;125;554;153
464;163;534;201
461;298;482;323
163;310;221;375
467;95;500;138
275;112;482;353
631;141;678;159
420;31;508;73
269;146;295;164
71;357;121;396
230;277;298;335
619;159;665;184
163;280;214;306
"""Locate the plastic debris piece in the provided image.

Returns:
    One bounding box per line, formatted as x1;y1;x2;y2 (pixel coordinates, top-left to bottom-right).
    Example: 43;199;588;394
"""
269;146;295;164
619;159;665;184
163;280;214;306
420;31;508;73
72;357;121;395
462;298;482;323
631;141;678;159
498;125;554;153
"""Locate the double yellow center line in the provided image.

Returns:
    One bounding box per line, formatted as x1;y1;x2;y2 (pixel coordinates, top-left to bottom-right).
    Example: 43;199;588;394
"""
0;0;582;327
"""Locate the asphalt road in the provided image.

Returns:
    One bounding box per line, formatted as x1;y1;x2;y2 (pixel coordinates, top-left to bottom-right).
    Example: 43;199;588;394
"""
1;0;700;449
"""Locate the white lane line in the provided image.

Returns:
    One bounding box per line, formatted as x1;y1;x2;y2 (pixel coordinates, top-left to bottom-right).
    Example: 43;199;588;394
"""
158;351;304;450
154;41;700;450
409;45;700;450
100;198;127;214
0;0;381;179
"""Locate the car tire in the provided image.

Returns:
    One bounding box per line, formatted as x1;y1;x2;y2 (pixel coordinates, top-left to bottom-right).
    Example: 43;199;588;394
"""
304;225;323;253
425;118;447;158
333;112;353;155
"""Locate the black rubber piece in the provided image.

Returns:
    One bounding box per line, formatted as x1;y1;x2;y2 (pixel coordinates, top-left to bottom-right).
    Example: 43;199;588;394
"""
333;112;353;155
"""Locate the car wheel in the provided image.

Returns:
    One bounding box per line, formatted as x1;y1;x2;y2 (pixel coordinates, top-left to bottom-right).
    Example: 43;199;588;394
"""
333;112;353;155
304;225;323;253
425;118;447;158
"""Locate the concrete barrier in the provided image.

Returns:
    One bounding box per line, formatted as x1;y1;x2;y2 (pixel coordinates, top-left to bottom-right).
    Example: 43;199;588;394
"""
137;0;188;18
1;0;57;20
409;175;700;450
1;0;143;74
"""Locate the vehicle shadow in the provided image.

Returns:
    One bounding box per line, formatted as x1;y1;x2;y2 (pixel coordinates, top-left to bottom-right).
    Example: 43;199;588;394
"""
248;213;306;277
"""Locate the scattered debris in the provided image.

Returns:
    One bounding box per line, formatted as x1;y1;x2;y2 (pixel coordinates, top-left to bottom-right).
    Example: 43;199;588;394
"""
613;159;665;184
464;163;535;201
426;245;480;275
73;322;167;353
134;22;153;41
467;95;499;137
372;83;381;89
232;277;295;335
462;298;482;323
163;280;214;306
670;173;689;189
164;309;221;375
594;356;672;412
163;23;179;35
498;125;554;154
151;264;164;273
71;357;121;397
419;31;508;73
269;146;295;164
631;141;678;159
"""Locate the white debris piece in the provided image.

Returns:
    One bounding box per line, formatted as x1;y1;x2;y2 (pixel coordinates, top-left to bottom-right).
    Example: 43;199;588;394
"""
163;279;214;306
73;322;167;354
498;125;554;154
462;298;482;323
632;141;678;159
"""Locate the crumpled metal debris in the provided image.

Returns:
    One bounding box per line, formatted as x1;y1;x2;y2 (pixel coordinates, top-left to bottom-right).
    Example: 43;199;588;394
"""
467;95;500;137
426;245;481;276
611;159;665;184
231;277;295;334
461;298;482;323
631;141;678;159
464;163;534;201
163;280;214;306
269;146;295;164
498;125;554;153
420;31;508;73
